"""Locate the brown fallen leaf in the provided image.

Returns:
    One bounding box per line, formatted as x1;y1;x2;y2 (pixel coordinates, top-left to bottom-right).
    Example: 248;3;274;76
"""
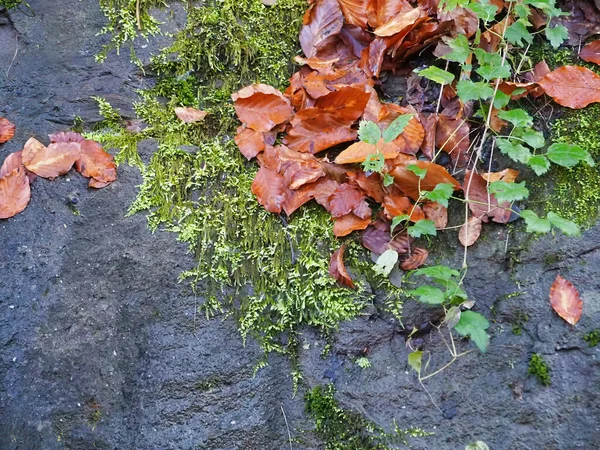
0;117;16;144
580;40;600;65
235;126;267;160
335;139;399;164
75;140;117;186
390;160;461;201
373;7;423;37
49;131;85;143
549;274;583;326
251;166;286;214
482;168;519;184
361;219;413;255
174;107;208;123
22;138;81;179
232;84;294;132
0;151;37;183
299;0;344;58
333;212;371;237
400;247;428;271
538;65;600;109
0;168;30;219
459;216;483;247
328;183;366;217
329;244;356;288
422;201;448;229
337;0;368;29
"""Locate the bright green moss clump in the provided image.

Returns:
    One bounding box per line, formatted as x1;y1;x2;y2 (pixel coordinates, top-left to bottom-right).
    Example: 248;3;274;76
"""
0;0;23;8
528;354;551;386
583;329;600;347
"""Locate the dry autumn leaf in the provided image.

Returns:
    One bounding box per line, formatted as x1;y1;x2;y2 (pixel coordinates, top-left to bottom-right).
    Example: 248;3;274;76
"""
0;151;37;183
75;140;117;187
333;212;371;237
400;247;428;271
174;107;208;123
391;160;461;201
423;201;448;229
299;0;344;58
549;274;583;326
579;39;600;65
538;65;600;109
459;216;483;247
22;138;81;179
251;166;286;213
329;243;356;288
0;168;30;219
0;117;16;144
373;7;423;37
335;139;398;164
232;84;294;132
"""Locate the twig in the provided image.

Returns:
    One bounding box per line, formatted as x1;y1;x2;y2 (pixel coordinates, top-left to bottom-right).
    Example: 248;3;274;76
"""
281;405;293;450
136;0;142;31
6;30;18;79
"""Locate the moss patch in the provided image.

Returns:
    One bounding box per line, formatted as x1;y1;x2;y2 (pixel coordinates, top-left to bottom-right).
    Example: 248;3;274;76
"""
583;329;600;347
0;0;23;8
528;353;551;386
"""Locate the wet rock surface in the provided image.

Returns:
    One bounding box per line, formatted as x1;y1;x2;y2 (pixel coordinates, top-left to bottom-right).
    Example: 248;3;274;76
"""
0;2;599;449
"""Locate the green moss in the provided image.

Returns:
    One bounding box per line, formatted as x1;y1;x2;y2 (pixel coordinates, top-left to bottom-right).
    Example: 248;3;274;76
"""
583;329;600;347
528;353;551;386
305;385;431;450
0;0;23;8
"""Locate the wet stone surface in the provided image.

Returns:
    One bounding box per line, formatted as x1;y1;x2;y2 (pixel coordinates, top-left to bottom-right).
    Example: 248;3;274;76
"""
1;2;599;450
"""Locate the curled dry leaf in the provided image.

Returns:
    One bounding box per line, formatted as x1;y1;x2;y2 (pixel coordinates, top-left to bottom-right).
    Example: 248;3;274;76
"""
383;190;425;221
337;0;368;29
75;140;117;187
580;40;600;65
436;114;470;160
335;139;398;164
0;117;16;144
22;138;81;179
482;168;519;184
549;274;583;326
459;216;483;247
538;65;600;109
423;201;448;229
251;166;286;213
329;243;356;288
362;219;413;255
333;212;371;237
174;107;208;123
299;0;344;58
400;247;428;271
373;7;423;37
0;151;37;183
328;183;365;217
49;131;85;143
284;110;357;153
235;126;267;160
232;84;294;132
0;168;30;219
464;170;512;224
391;160;461;201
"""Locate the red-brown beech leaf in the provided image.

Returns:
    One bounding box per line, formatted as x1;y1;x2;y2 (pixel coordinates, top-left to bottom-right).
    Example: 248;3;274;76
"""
251;166;286;214
373;7;423;37
174;107;208;123
538;66;600;109
463;170;511;223
0;151;37;183
75;140;117;185
390;160;461;201
423;201;448;229
0;117;16;144
335;139;398;164
459;216;483;247
382;190;425;221
549;274;583;326
262;144;326;190
284;110;357;153
337;0;368;29
300;0;344;58
22;138;81;179
580;40;600;65
314;86;370;124
329;243;356;289
348;170;385;202
0;168;30;219
49;131;85;143
328;183;365;217
361;219;413;255
235;126;267;160
232;84;293;132
436;114;470;161
333;212;371;237
400;247;428;271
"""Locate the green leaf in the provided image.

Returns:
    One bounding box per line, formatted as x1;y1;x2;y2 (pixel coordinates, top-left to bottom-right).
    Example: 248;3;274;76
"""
497;138;532;164
373;249;399;276
407;164;427;179
408;351;423;374
513;128;545;149
422;183;455;207
362;153;385;173
493;90;511;109
413;265;460;282
416;66;455;85
545;24;568;49
408;219;437;238
497;109;533;128
528;155;551;175
383;114;413;143
442;35;471;64
488;180;529;203
358;120;381;144
506;20;534;47
468;0;497;23
547;212;580;237
465;442;490;450
476;63;511;82
454;311;490;352
409;285;445;304
456;80;494;102
391;214;409;233
473;48;502;66
520;210;552;233
383;173;395;187
546;143;594;168
513;3;530;19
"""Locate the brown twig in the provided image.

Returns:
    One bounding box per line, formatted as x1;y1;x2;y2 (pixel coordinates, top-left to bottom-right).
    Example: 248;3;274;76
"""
136;0;142;31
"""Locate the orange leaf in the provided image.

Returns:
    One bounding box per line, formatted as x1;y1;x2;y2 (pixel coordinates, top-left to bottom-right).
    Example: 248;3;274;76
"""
579;40;600;65
284;110;357;153
333;212;371;237
0;168;30;219
299;0;344;58
400;247;428;271
263;144;326;190
436;114;470;157
549;274;583;326
390;160;460;201
232;84;294;132
328;183;366;217
463;170;511;224
174;107;207;123
337;0;369;29
251;166;286;214
0;151;37;183
538;65;600;109
314;86;370;124
235;126;267;160
348;170;385;202
22;137;81;179
459;216;483;247
75;140;117;185
329;244;356;288
382;190;424;221
422;202;448;229
482;168;519;184
335;139;398;164
373;7;423;37
0;117;16;144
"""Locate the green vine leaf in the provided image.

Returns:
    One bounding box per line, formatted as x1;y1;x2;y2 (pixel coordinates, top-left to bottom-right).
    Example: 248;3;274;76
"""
528;155;551;176
408;350;423;374
513;128;545;149
488;180;529;203
413;265;460;282
547;212;580;237
546;142;594;168
545;25;568;49
358;120;381;144
391;214;409;233
456;80;494;102
520;210;552;233
476;63;511;82
383;173;395;187
362;153;385;173
383;114;413;143
453;311;490;353
422;183;455;207
408;219;437;238
408;285;446;305
416;66;455;85
497;138;532;164
505;20;534;47
407;164;427;179
497;109;533;128
442;35;471;64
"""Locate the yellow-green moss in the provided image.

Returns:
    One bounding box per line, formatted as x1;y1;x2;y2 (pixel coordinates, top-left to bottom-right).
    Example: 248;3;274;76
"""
528;353;551;387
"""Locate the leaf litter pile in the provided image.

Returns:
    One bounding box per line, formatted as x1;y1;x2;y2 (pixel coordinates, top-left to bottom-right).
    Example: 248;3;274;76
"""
0;118;116;219
232;0;595;297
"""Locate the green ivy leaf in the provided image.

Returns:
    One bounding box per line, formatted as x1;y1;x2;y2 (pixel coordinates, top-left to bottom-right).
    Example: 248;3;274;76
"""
442;35;471;64
383;173;395;187
383;114;413;143
422;183;455;207
391;214;409;233
416;66;455;85
407;164;427;179
520;210;552;233
546;142;594;168
547;212;580;237
358;120;381;144
453;311;490;353
497;138;532;164
497;109;533;128
513;128;545;149
412;265;460;281
409;285;446;304
505;20;534;47
373;249;399;276
545;24;568;49
456;80;494;102
408;351;423;374
488;180;529;203
476;63;511;82
528;155;551;175
362;153;385;173
408;219;437;238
